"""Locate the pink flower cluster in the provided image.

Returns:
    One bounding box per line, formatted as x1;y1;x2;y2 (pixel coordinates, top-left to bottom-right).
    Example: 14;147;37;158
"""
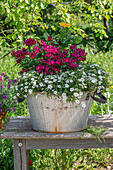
24;38;36;46
11;38;87;75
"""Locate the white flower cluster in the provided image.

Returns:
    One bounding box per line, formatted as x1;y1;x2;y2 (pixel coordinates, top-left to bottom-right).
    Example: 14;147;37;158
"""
14;63;110;107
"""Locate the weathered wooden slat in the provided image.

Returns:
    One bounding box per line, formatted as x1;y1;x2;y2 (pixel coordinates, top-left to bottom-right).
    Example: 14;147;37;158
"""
13;139;30;170
1;115;113;139
26;138;113;149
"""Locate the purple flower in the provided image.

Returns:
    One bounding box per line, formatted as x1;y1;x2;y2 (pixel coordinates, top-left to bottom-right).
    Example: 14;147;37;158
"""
0;102;2;107
1;72;5;75
8;84;11;89
7;108;11;112
13;107;17;112
0;84;4;88
14;101;17;104
13;79;17;83
4;74;8;79
3;93;7;99
8;79;12;83
0;109;2;113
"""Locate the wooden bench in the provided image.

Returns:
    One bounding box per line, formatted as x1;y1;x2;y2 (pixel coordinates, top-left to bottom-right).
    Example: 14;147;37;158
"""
0;115;113;170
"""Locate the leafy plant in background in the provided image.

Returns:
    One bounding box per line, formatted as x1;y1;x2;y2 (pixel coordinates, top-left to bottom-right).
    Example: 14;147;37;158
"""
0;73;18;129
0;139;14;169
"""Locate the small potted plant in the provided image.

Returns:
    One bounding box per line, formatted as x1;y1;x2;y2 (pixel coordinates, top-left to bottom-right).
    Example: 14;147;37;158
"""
11;23;110;133
0;73;17;129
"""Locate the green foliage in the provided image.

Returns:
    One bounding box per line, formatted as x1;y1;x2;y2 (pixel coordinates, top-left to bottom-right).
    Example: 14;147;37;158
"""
1;0;113;54
0;1;113;169
0;139;14;169
84;126;106;143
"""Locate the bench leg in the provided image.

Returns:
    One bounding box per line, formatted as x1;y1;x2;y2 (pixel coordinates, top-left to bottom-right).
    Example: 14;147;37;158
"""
13;139;30;170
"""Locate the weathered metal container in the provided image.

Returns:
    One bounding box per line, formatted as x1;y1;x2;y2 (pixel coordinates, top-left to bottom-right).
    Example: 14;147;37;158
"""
27;93;92;133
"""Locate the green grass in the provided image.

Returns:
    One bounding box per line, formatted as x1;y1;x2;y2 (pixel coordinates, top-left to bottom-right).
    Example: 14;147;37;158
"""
0;46;113;169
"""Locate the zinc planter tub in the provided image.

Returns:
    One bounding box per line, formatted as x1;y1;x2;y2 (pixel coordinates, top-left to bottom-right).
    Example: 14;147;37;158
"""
27;93;92;133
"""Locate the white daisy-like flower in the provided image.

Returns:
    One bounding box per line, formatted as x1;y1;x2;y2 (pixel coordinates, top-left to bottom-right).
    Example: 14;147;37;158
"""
70;79;73;83
70;88;74;92
53;79;57;82
31;78;35;81
80;92;83;96
54;91;57;95
17;93;20;96
48;85;53;89
33;81;36;85
24;95;27;98
24;86;28;89
78;78;85;82
23;76;27;79
83;71;86;75
99;76;103;80
50;76;54;79
20;84;23;86
20;87;23;90
78;96;81;99
40;73;43;77
48;81;52;84
32;86;35;89
98;86;101;90
81;102;86;108
29;89;32;94
65;84;69;88
25;82;28;85
73;92;79;97
58;85;61;88
31;71;35;74
91;79;97;83
13;96;16;99
71;72;75;75
25;89;28;92
91;74;96;77
62;93;66;97
62;96;67;102
58;79;61;82
98;70;101;74
39;83;44;87
66;80;69;83
99;81;102;85
45;79;48;83
76;100;80;104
